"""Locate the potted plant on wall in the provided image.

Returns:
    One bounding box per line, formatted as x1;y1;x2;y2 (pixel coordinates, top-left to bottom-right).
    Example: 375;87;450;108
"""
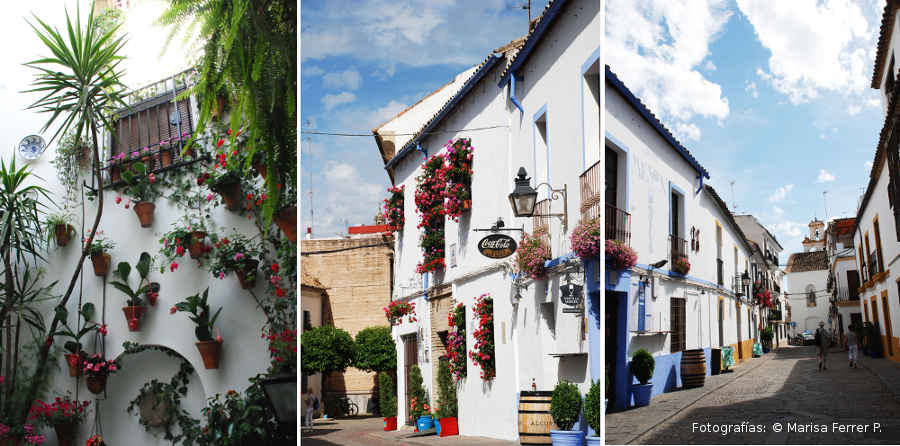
85;230;115;276
630;349;655;407
274;188;297;243
583;379;602;445
118;161;161;227
549;380;584;446
29;395;90;446
172;287;224;369
383;301;416;325
516;230;551;280
109;253;153;331
45;213;76;248
207;233;261;289
672;256;691;275
378;372;397;431
434;359;459;437
407;365;432;432
82;354;120;394
761;325;774;353
604;239;637;287
159;217;212;265
54;303;97;377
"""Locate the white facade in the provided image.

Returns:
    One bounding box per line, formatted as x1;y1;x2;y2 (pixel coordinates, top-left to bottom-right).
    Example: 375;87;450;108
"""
784;269;829;334
382;0;600;440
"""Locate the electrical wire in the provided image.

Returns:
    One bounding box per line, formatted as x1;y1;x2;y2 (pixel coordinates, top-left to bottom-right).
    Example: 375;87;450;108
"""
301;124;509;137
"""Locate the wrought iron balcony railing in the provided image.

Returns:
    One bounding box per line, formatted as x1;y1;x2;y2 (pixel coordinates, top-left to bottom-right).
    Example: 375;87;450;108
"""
579;161;602;222
605;203;631;246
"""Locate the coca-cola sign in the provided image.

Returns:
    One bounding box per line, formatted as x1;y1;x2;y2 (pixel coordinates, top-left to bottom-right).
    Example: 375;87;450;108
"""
477;234;517;259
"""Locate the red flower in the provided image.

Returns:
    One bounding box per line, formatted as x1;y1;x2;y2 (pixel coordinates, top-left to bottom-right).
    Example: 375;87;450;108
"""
271;263;279;273
217;139;225;148
226;128;232;136
170;306;177;314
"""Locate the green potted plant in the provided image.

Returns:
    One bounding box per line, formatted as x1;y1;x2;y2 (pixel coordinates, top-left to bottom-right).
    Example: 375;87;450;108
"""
85;230;115;276
172;287;224;369
119;161;161;227
761;325;774;353
53;303;98;377
378;372;397;431
630;348;654;407
46;212;76;247
407;365;432;431
274;185;297;243
159;216;212;266
82;354;120;394
549;380;584;445
434;359;458;437
584;379;602;444
109;252;153;331
28;395;90;446
207;232;261;289
673;256;691;275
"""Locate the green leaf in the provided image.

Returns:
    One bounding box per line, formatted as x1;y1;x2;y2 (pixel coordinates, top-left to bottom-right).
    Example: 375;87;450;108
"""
81;302;96;321
55;305;68;323
137;251;151;279
115;261;131;281
63;340;81;354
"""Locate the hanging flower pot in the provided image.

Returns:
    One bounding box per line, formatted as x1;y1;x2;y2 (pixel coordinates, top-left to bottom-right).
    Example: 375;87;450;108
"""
55;224;74;247
274;206;297;242
109;164;121;183
160;147;173;167
122;306;148;332
146;282;160;306
189;231;207;259
90;253;111;277
86;375;107;394
133;202;156;227
235;259;259;289
54;421;76;446
64;352;86;377
195;340;221;369
213;180;242;211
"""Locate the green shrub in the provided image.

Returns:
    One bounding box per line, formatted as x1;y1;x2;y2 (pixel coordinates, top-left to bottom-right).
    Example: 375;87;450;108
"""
354;326;396;373
300;325;354;375
583;379;603;435
435;359;457;419
630;349;654;385
550;380;582;431
408;365;430;419
378;372;397;418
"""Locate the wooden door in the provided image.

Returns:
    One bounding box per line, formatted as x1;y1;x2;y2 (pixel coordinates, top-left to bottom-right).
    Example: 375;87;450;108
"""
718;299;724;348
883;293;893;356
736;303;743;359
605;147;618;207
402;334;418;425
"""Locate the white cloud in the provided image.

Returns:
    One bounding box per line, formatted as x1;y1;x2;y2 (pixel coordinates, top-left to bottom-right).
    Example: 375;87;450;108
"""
745;80;759;98
866;97;881;108
322;92;356;111
768;184;794;202
324;161;358;182
817;169;836;183
847;104;862;115
605;0;731;135
768;221;806;238
772;205;785;217
819;133;826;140
738;0;876;104
323;69;363;91
675;122;702;141
304;66;325;77
704;60;717;71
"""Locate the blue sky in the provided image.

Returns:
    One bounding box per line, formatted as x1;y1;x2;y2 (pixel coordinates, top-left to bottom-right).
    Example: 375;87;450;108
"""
300;0;549;238
606;0;885;262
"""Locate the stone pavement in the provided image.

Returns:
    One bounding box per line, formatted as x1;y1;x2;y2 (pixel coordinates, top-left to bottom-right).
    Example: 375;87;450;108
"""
604;347;775;445
859;353;900;406
300;415;519;446
611;345;900;444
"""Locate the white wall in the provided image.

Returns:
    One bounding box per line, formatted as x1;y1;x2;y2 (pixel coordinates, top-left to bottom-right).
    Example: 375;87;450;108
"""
784;269;829;334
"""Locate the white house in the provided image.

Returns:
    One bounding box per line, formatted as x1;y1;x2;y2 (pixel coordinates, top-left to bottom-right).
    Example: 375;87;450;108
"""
375;0;600;440
734;215;787;344
784;220;831;336
605;67;758;410
826;218;862;341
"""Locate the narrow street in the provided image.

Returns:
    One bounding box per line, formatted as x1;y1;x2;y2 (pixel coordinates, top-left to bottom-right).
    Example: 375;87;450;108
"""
629;346;900;444
300;417;519;446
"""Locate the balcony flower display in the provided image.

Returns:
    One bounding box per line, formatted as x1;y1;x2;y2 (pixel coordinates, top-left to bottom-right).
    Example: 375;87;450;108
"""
172;288;224;369
415;155;446;273
442;303;466;381
754;283;774;308
673;257;690;275
382;185;405;232
28;395;90;446
82;354;121;394
206;233;261;289
468;294;495;381
515;230;551;280
605;239;637;270
384;300;416;325
570;217;604;260
441;138;473;221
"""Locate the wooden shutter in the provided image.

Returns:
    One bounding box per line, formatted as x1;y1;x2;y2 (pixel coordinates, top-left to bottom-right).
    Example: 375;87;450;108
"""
670;297;686;353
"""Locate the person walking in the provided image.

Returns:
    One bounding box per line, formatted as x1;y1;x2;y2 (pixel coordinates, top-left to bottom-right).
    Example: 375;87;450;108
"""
816;321;830;371
847;324;859;368
304;388;315;431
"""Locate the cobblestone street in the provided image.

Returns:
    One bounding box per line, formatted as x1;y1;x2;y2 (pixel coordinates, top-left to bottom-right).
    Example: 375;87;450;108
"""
300;416;519;446
608;346;900;444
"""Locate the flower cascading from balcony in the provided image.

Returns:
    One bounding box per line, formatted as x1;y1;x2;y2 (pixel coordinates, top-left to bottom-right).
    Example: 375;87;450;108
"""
603;239;637;270
753;282;774;308
382;184;405;232
415;155;446;273
441;138;473;222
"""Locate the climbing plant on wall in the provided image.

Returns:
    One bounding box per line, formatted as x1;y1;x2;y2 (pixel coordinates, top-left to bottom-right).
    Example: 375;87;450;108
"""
441;138;473;222
415;155;446;273
443;303;466;381
469;294;495;381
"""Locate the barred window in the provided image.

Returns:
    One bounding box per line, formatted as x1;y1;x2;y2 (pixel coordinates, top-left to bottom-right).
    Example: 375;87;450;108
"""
670;297;686;353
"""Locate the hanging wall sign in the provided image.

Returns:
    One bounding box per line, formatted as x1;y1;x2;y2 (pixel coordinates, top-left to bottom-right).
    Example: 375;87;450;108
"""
477;234;517;259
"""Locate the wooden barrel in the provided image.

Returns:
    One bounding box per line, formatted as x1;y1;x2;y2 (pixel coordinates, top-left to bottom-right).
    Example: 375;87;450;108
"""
680;349;707;388
518;391;556;445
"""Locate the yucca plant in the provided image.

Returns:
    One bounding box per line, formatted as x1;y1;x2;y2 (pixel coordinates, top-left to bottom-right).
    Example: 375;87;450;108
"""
21;1;128;424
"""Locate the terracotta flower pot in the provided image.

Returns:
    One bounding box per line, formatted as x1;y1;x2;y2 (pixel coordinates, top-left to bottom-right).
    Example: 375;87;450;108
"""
55;223;73;247
253;162;267;179
189;231;207;259
275;206;297;242
133;202;156;227
213;180;242;211
160;148;173;167
91;253;111;276
122;306;148;331
235;259;259;289
64;352;86;377
109;164;121;183
86;375;107;394
54;421;76;446
196;340;221;369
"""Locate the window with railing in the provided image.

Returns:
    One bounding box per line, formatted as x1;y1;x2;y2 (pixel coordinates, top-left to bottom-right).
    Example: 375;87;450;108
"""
532;198;551;252
580;160;602;222
716;259;724;286
870;250;879;277
605;203;631;245
669;235;688;265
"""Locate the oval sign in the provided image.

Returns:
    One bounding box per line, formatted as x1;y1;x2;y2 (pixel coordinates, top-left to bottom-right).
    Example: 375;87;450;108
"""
478;234;517;259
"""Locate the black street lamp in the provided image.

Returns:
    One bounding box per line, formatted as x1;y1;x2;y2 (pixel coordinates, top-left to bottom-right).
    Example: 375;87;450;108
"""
261;372;297;431
508;167;538;217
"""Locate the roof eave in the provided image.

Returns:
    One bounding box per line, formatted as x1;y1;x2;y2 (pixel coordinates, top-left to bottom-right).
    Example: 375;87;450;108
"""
497;0;569;88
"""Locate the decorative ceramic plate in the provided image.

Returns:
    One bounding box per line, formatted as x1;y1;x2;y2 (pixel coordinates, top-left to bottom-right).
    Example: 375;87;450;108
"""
18;135;46;160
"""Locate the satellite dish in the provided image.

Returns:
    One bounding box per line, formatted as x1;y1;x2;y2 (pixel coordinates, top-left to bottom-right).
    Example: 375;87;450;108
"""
17;135;46;160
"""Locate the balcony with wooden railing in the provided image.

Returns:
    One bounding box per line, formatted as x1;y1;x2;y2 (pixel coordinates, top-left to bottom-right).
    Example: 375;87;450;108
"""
605;203;631;246
579;161;602;222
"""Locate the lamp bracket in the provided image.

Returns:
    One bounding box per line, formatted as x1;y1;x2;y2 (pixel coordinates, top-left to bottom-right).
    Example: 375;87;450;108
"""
531;182;568;232
473;217;524;232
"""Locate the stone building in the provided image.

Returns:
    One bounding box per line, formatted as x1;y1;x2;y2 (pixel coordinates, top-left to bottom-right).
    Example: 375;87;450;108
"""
300;270;327;416
301;224;394;413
